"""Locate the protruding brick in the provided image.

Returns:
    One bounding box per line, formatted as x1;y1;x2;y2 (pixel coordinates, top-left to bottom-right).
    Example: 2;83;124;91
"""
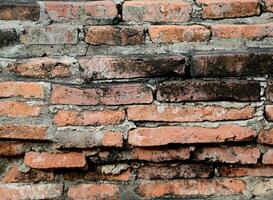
138;179;246;198
0;82;45;99
45;1;118;23
220;166;273;177
191;51;273;77
0;3;39;21
258;128;273;145
8;57;72;78
262;149;273;164
123;1;192;23
194;146;260;164
20;25;78;45
128;104;254;122
0;125;47;140
211;23;273;39
54;109;125;127
0;101;41;117
156;80;260;102
24;152;86;169
0;184;63;200
149;25;210;43
0;141;28;156
138;164;214;180
68;184;119;200
3;165;54;183
85;26;144;45
265;0;273;12
51;84;153;105
128;125;255;146
197;0;260;19
79;55;186;80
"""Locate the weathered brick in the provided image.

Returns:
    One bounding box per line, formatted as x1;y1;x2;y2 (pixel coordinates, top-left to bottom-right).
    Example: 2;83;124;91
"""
20;25;78;45
265;0;273;12
251;178;273;196
211;23;273;39
262;149;273;164
8;57;72;78
265;105;273;120
0;101;41;117
194;146;260;164
220;165;273;177
258;128;273;145
102;131;124;147
68;184;119;200
85;26;144;45
24;152;86;169
79;55;186;80
45;1;118;23
266;81;273;102
138;179;246;198
138;164;214;180
128;125;255;146
149;25;210;43
191;51;273;77
0;141;29;156
0;29;19;48
128;104;254;122
156;80;260;102
197;0;260;19
0;3;39;21
0;125;47;140
0;82;45;99
0;184;63;200
54;109;125;127
3;165;54;183
123;1;192;23
51;84;153;105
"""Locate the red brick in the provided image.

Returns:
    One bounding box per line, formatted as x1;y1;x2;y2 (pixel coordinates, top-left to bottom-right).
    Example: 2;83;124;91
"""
128;125;255;146
128;104;254;122
197;0;260;19
0;184;63;200
149;25;210;43
0;141;28;156
68;184;119;200
24;152;87;169
138;164;213;180
262;149;273;164
8;57;71;78
54;109;125;127
194;146;260;164
211;23;273;39
265;105;273;120
265;0;273;12
45;1;118;23
51;84;153;105
0;3;39;21
0;125;47;140
156;80;260;102
102;131;123;147
79;55;186;80
220;165;273;177
85;26;144;45
0;101;41;117
0;82;44;99
20;25;78;45
191;51;273;77
258;128;273;145
3;165;54;183
123;1;192;23
138;179;246;198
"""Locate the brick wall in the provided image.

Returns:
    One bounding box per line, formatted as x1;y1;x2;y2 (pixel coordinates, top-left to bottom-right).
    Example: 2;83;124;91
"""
0;0;273;199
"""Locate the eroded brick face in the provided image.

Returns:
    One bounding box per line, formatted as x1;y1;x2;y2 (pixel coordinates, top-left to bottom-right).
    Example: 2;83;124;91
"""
1;0;273;199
